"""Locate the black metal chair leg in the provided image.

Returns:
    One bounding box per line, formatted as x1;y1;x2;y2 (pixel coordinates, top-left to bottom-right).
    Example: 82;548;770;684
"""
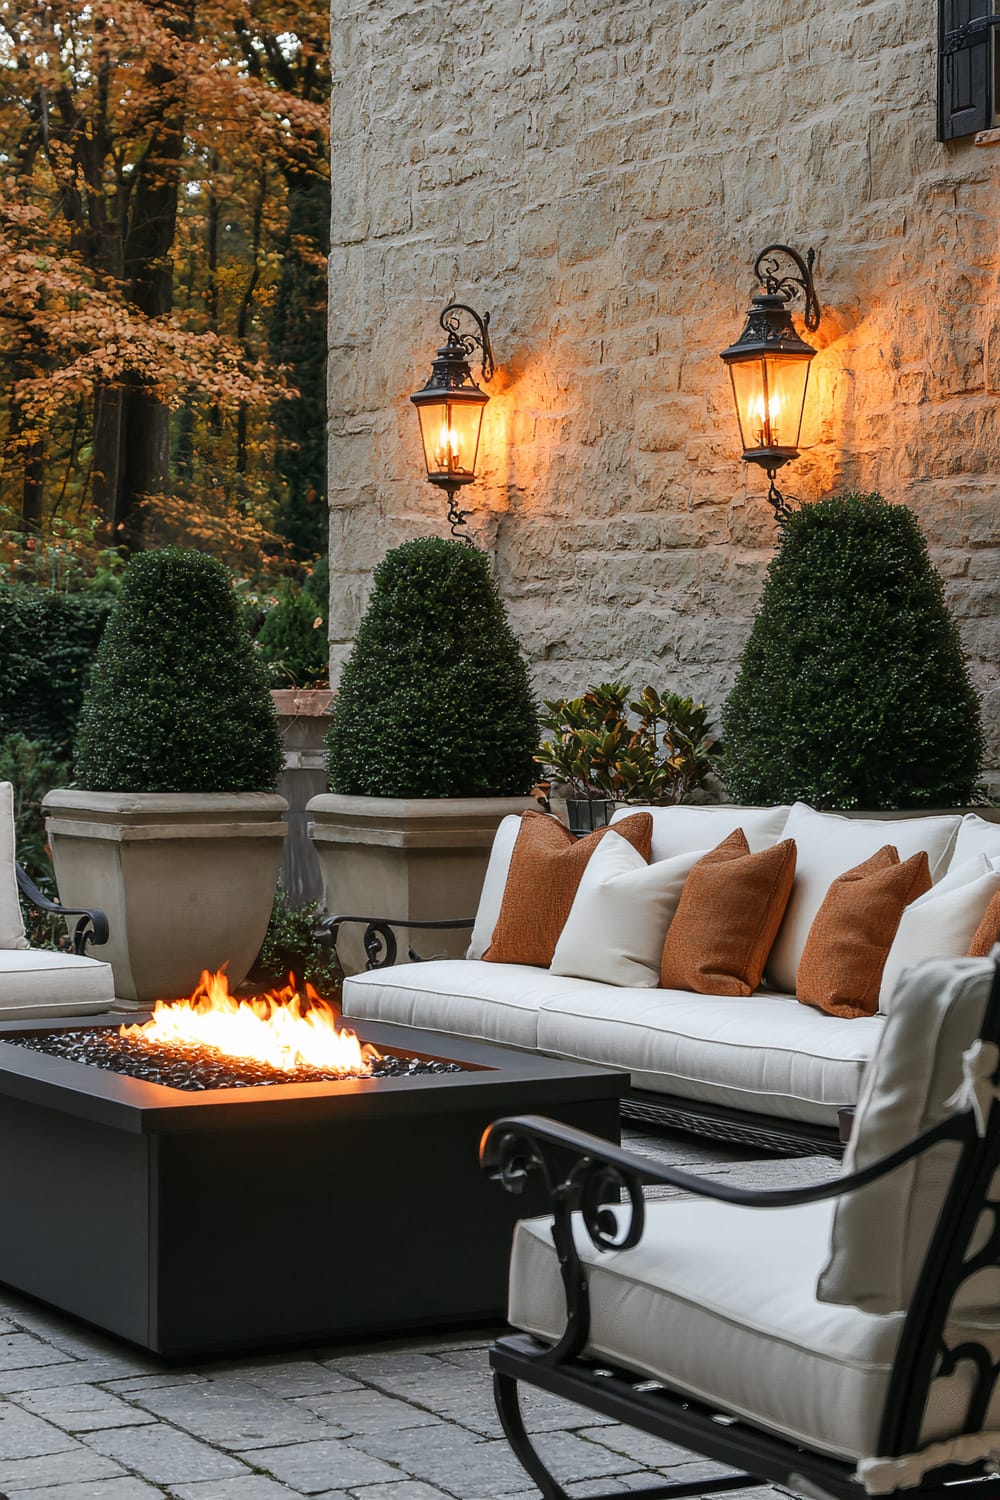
493;1371;571;1500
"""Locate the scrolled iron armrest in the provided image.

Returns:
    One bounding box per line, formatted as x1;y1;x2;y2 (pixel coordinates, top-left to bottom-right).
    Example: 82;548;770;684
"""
480;1110;972;1365
315;913;475;970
15;863;110;955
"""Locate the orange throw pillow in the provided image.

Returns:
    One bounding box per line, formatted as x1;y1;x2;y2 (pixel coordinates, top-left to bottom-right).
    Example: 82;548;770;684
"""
659;829;797;997
484;811;653;968
969;891;1000;957
797;846;932;1019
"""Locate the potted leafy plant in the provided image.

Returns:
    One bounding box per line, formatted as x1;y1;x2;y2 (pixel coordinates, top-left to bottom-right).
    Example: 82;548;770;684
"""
536;681;722;833
721;492;986;811
44;548;287;1001
307;537;539;971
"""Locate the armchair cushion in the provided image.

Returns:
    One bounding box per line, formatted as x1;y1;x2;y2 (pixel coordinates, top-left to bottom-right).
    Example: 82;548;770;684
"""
818;955;996;1315
509;1196;908;1461
0;948;115;1019
0;782;28;951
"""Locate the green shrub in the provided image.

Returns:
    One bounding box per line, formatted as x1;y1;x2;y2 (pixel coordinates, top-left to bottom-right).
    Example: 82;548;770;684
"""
257;579;329;688
248;888;343;999
75;548;284;793
0;586;113;757
327;537;539;797
721;492;984;809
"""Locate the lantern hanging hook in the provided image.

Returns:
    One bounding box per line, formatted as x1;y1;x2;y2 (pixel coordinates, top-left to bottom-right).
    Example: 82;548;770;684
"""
439;303;495;382
752;245;821;332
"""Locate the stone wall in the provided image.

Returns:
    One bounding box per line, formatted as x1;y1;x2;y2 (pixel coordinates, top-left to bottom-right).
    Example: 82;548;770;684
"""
328;0;1000;787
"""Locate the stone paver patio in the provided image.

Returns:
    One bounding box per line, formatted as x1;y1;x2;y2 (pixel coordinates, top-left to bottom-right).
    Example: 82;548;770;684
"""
0;1128;837;1500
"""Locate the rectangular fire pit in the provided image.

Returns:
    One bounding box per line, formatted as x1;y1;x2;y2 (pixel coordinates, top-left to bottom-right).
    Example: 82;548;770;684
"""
0;1013;624;1358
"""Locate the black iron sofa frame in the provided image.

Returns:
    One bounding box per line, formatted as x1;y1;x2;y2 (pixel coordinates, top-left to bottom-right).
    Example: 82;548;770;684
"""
15;862;108;954
477;957;1000;1500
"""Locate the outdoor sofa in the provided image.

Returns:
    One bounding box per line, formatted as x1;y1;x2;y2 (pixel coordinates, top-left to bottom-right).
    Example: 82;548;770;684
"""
340;801;1000;1154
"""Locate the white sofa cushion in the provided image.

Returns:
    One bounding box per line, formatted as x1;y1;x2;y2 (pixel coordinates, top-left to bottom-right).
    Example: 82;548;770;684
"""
952;813;1000;866
818;955;995;1315
0;949;115;1019
536;984;881;1125
343;959;592;1050
766;803;961;995
550;837;705;988
0;782;28;951
610;803;789;861
878;856;1000;1013
509;1194;997;1462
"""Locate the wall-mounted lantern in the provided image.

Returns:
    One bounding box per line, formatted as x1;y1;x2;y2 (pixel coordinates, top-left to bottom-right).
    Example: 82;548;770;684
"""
719;245;821;521
410;303;495;541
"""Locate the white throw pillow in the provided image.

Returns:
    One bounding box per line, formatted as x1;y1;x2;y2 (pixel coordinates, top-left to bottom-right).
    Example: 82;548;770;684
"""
609;803;789;862
467;814;525;960
878;856;1000;1013
550;835;707;987
766;803;961;996
952;812;1000;867
0;782;28;950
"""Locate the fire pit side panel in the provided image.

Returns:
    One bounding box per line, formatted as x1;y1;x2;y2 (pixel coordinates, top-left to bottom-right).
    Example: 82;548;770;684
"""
0;1092;151;1345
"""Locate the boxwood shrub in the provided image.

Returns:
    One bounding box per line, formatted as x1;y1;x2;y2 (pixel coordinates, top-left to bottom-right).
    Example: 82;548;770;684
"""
0;586;113;757
326;537;539;797
721;492;984;809
75;548;284;793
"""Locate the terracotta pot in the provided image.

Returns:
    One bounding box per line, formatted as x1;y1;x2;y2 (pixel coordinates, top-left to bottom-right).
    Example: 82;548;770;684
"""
43;790;288;1002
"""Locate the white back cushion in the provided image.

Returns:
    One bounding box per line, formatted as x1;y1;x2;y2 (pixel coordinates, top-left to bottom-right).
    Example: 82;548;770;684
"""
879;856;1000;1013
0;782;27;951
551;835;706;987
610;804;789;862
817;955;995;1315
467;813;524;960
952;813;1000;867
766;803;961;995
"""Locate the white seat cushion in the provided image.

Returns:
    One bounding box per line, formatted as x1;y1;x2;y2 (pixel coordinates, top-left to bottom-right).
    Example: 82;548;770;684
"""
509;1194;994;1462
766;803;961;995
952;813;1000;866
0;949;116;1019
0;782;28;950
609;803;790;861
536;984;882;1124
342;960;590;1050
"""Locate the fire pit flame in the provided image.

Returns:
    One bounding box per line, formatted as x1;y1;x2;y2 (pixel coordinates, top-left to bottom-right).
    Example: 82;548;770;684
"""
120;970;381;1077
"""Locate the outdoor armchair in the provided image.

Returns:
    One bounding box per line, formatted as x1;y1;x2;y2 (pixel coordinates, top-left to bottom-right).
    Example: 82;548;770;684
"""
481;952;1000;1500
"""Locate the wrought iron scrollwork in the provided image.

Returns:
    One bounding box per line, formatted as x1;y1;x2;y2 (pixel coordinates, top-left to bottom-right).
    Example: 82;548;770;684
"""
15;863;109;954
315;913;475;971
440;302;495;381
752;244;820;331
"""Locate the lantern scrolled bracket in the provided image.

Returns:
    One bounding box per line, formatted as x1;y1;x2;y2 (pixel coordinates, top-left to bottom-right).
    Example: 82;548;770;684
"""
440;302;495;382
753;244;820;332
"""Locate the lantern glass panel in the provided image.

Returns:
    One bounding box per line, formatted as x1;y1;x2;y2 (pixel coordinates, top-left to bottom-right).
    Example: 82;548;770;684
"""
729;353;811;456
416;399;485;483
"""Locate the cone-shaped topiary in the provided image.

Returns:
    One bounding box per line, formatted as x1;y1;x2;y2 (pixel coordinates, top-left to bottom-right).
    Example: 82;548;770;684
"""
75;548;284;793
721;492;984;810
327;537;539;797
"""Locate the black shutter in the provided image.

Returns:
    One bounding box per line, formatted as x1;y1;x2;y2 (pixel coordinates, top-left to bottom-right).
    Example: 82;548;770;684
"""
938;0;995;140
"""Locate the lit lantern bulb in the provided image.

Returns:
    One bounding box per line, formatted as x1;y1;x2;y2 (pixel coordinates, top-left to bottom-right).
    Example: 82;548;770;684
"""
434;424;461;471
751;392;781;448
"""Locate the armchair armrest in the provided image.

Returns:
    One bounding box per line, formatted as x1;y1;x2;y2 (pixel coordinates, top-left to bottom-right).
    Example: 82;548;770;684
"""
315;913;475;970
480;1111;970;1366
16;863;110;955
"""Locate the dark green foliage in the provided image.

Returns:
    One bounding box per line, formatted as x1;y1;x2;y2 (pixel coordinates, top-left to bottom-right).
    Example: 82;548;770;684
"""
327;538;539;798
75;548;284;793
0;586;113;757
257;577;329;688
721;493;985;810
248;888;343;1000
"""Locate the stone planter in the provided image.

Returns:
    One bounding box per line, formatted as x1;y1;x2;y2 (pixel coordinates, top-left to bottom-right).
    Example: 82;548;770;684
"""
43;791;288;1003
271;689;334;907
306;793;537;975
